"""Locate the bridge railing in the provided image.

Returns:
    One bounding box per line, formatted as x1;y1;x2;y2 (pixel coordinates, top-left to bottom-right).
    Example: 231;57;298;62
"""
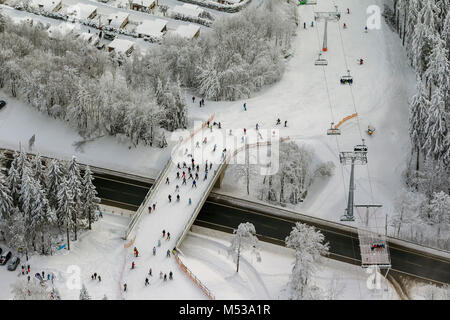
123;156;173;240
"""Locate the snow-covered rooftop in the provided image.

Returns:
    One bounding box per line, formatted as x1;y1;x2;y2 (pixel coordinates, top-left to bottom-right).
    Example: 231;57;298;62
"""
171;3;203;17
131;0;155;7
108;38;134;54
66;3;97;20
172;23;200;39
106;12;129;29
30;0;62;12
135;19;167;38
47;22;79;39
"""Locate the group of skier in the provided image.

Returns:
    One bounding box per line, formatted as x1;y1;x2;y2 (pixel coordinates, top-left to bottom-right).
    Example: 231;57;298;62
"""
90;272;101;282
193;96;205;107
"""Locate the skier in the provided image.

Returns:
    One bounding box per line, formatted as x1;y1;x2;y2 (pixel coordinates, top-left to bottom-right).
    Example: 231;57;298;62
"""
196;164;200;172
284;120;288;127
148;206;152;214
165;177;170;184
243;103;247;111
209;163;213;170
164;274;167;281
167;250;171;257
244;128;247;135
167;232;171;240
153;247;156;255
241;136;244;143
256;123;259;131
168;194;172;202
182;171;186;178
188;173;193;180
199;100;202;107
160;271;163;279
27;275;30;282
47;274;50;281
347;8;350;14
218;122;221;129
196;141;200;148
163;230;166;237
201;98;204;106
229;129;232;136
304;22;306;29
135;249;139;257
195;172;199;180
311;21;314;27
177;162;181;169
176;172;180;179
145;278;149;286
192;158;195;166
192;180;197;188
359;58;364;65
188;167;191;174
188;198;192;205
176;194;180;202
149;268;152;276
192;96;195;103
204;172;208;181
123;283;127;292
183;162;187;168
152;203;156;211
131;262;135;269
343;23;347;29
158;239;161;247
182;177;187;185
175;185;180;192
364;26;368;33
276;118;281;125
98;276;101;282
169;271;173;280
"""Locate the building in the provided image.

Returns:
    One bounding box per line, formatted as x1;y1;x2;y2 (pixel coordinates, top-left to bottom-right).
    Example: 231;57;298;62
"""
31;0;62;12
107;38;134;56
172;23;200;40
135;19;167;38
171;3;203;18
66;3;97;20
106;12;129;29
131;0;156;11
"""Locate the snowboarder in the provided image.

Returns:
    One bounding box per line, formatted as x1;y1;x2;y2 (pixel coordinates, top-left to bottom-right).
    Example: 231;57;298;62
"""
131;262;135;269
123;283;127;292
188;198;192;205
149;268;152;276
276;118;281;125
169;271;173;280
158;239;161;247
284;120;287;127
243;103;247;111
145;278;149;286
176;194;180;202
165;177;170;184
192;180;197;188
167;250;171;257
153;247;156;255
168;194;172;202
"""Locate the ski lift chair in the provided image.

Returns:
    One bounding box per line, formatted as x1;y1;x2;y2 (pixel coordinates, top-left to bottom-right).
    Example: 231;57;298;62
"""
340;70;353;85
327;122;341;135
315;53;328;66
367;125;375;136
354;139;368;152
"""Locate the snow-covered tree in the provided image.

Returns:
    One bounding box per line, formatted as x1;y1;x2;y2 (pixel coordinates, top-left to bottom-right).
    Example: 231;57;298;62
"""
82;166;100;230
0;173;13;220
228;222;260;273
391;189;426;237
67;157;83;240
5;208;26;255
285;222;329;300
425;191;450;237
57;178;74;250
45;159;65;209
11;278;51;300
79;284;91;300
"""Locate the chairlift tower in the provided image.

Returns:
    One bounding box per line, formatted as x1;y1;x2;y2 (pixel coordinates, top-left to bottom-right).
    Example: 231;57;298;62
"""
339;139;368;221
314;5;341;52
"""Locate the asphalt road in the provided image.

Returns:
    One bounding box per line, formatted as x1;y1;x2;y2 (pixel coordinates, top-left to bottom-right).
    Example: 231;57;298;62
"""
92;173;450;285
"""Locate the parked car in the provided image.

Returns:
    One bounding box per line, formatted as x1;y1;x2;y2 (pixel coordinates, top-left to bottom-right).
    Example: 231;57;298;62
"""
7;257;20;271
0;100;6;110
103;31;115;41
0;251;12;265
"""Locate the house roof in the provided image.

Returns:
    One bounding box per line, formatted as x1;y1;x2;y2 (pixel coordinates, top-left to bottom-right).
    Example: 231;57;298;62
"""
108;38;134;54
171;3;203;17
106;12;129;29
47;22;79;39
131;0;155;7
172;23;200;39
66;3;97;20
31;0;61;12
135;19;167;38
